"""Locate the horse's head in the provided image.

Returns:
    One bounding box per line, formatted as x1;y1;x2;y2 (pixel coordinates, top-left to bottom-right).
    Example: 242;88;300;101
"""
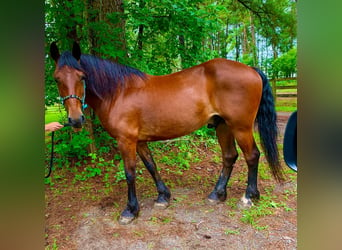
50;42;86;131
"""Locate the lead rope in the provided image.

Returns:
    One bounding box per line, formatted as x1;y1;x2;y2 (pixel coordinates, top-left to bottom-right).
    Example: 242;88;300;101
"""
45;131;55;178
45;123;71;178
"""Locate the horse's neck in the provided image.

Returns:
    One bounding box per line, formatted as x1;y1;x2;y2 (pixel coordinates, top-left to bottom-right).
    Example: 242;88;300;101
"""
85;91;115;118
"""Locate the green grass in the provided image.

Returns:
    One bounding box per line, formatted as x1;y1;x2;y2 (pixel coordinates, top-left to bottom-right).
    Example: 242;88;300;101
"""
45;105;66;124
275;97;297;112
275;79;297;87
224;229;240;235
45;239;59;250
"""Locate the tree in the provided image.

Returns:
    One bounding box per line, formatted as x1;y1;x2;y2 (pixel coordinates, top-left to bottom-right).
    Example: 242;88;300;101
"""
272;47;297;78
87;0;127;60
236;0;297;62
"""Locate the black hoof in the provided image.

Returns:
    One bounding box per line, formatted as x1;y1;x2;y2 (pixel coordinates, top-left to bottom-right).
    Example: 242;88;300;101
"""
118;207;138;225
207;190;227;204
154;193;170;209
246;187;260;201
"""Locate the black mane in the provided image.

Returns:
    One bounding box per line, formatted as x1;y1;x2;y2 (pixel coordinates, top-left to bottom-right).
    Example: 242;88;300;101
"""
57;51;146;99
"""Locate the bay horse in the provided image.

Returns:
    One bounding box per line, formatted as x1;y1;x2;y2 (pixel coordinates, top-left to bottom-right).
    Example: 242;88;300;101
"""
49;42;283;225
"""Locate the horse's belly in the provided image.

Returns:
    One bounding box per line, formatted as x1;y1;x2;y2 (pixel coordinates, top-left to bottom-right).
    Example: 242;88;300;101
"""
138;109;213;141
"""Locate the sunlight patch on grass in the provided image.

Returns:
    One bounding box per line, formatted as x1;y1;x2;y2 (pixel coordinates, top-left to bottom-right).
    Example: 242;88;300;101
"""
45;105;66;123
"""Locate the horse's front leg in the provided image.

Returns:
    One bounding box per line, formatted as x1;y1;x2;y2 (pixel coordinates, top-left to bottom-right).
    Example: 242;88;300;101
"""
117;138;139;225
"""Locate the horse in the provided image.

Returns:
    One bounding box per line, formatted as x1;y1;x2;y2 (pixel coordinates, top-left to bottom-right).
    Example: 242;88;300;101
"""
49;42;283;225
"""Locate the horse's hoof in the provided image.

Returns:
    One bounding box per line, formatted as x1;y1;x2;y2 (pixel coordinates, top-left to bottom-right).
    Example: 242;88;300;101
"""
207;191;226;205
207;198;220;205
118;215;135;225
154;201;169;209
237;196;253;209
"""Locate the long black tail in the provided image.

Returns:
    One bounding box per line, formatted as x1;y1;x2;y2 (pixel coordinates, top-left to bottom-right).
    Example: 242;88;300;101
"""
253;67;284;182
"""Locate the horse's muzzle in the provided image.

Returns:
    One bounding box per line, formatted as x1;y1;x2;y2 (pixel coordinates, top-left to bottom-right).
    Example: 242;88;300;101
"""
68;115;85;128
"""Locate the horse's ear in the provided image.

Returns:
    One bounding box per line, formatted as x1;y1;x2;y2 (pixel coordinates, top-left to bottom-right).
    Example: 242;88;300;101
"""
72;42;81;61
50;42;60;62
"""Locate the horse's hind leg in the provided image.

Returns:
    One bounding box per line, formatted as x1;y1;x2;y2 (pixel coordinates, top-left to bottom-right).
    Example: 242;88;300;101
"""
234;128;261;208
137;142;171;208
208;121;238;203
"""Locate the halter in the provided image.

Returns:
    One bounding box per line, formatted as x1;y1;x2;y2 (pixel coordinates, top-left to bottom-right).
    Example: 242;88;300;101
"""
60;80;88;110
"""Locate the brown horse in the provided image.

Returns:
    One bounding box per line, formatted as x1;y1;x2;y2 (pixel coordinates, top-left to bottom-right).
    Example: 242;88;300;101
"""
49;42;283;225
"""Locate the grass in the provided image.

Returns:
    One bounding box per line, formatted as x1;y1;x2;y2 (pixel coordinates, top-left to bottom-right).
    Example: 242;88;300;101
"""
45;104;66;124
224;229;240;235
275;79;296;86
45;239;59;250
275;97;297;112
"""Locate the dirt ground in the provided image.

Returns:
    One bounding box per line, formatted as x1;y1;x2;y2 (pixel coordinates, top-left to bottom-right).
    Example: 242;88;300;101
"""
45;112;297;249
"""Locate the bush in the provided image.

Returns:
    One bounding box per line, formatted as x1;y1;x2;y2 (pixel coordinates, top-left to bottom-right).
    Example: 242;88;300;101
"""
271;47;297;78
48;128;92;168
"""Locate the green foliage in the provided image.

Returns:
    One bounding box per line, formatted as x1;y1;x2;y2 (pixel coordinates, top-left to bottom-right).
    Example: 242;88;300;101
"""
124;0;224;73
92;117;118;154
272;47;297;77
51;128;92;165
241;54;254;66
148;130;214;173
74;166;102;182
114;160;126;183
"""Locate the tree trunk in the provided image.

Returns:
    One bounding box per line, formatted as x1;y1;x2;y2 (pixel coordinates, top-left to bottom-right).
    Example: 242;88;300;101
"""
220;18;229;58
136;0;145;58
83;108;96;154
179;35;186;68
242;24;248;55
87;0;126;58
65;0;80;44
250;15;258;66
137;24;144;51
235;24;240;61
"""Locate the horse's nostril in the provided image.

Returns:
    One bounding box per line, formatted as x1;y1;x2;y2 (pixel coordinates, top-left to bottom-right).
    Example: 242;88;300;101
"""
81;115;85;123
68;117;72;124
